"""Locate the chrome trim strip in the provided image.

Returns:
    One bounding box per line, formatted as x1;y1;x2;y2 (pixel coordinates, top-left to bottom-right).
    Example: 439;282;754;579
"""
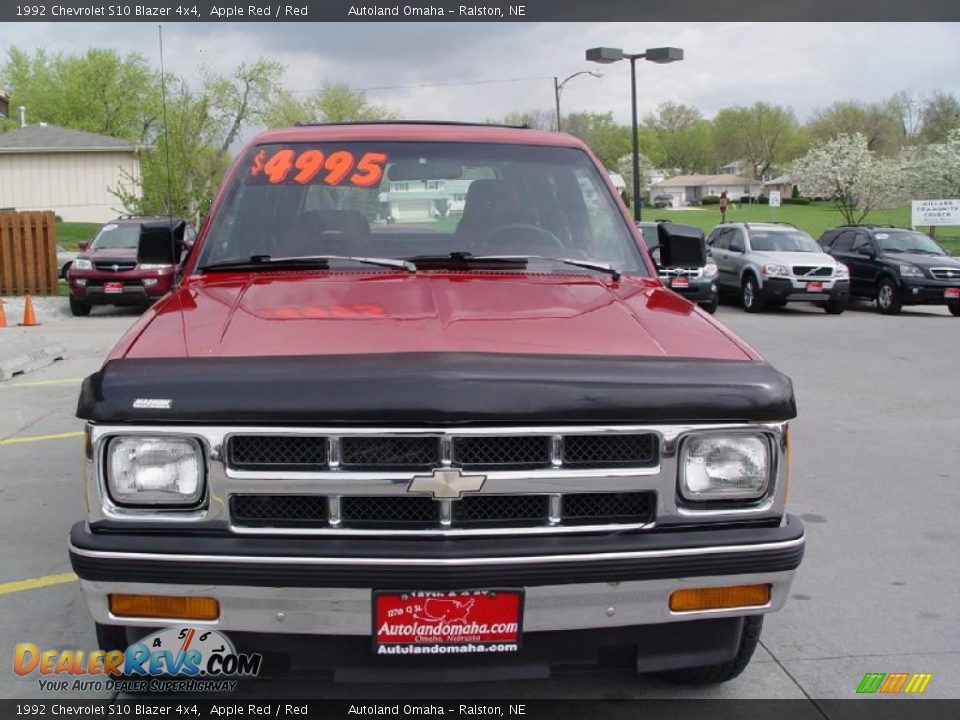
68;534;804;567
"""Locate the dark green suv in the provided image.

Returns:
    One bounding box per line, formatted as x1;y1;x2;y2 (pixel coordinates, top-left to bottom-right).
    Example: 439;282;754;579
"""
818;225;960;316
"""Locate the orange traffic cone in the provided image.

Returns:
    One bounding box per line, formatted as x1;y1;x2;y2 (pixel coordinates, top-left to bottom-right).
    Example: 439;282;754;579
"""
19;293;40;327
0;299;7;328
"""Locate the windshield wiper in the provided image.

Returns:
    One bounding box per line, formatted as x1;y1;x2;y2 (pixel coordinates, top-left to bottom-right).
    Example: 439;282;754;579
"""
198;254;415;273
408;252;622;280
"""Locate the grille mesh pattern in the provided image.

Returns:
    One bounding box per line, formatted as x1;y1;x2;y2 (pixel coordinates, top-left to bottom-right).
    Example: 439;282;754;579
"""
930;268;960;279
454;436;551;469
231;495;327;526
563;492;654;523
563;434;657;467
341;436;439;469
453;495;550;524
229;435;327;470
340;496;437;525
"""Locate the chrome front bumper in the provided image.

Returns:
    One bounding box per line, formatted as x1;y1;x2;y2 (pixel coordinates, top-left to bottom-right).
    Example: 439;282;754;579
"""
79;570;797;636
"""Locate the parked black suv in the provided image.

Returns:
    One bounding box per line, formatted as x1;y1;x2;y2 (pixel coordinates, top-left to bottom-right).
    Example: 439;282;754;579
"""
818;225;960;316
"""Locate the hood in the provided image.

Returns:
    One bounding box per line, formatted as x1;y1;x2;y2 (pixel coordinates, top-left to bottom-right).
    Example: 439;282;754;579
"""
119;271;755;361
883;252;960;270
81;247;138;261
750;250;840;267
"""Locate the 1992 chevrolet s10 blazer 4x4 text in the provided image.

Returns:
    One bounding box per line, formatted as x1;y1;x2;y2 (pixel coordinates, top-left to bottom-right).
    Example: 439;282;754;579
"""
69;122;804;685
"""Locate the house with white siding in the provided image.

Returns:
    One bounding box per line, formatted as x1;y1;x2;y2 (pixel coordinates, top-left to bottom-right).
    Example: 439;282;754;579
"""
0;124;141;222
649;174;763;207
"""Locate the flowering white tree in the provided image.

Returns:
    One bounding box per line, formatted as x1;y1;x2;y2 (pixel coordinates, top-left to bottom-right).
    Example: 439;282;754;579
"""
906;128;960;199
792;133;905;225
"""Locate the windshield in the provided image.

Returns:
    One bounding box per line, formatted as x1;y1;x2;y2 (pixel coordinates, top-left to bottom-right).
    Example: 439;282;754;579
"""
90;223;140;250
197;142;646;274
875;231;946;255
750;230;820;253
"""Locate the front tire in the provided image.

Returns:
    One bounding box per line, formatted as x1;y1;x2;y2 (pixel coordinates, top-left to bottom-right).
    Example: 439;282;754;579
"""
876;278;902;315
824;298;847;314
69;295;91;317
699;299;718;314
658;616;763;685
742;276;765;313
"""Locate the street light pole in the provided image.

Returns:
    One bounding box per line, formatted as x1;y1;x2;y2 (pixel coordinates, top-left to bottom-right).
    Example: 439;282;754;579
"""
553;71;602;132
629;56;641;221
586;46;683;223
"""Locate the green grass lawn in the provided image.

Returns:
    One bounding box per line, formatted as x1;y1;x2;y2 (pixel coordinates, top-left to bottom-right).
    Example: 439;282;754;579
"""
56;221;100;250
646;202;960;255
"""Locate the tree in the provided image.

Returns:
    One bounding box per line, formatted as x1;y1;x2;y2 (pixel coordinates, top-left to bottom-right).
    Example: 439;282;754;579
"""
204;58;285;155
712;102;806;179
489;109;554;130
884;91;923;149
0;46;161;140
112;80;229;222
561;111;631;168
807;100;902;156
642;102;715;174
265;82;398;127
906;128;960;199
918;91;960;144
792;133;905;225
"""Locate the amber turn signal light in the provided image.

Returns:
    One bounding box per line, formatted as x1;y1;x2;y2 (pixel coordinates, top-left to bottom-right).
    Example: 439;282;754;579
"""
669;584;771;612
109;594;220;621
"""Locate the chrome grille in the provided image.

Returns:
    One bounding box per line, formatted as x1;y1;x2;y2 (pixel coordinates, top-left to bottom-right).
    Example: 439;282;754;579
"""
452;495;551;525
232;495;327;527
94;261;137;272
564;434;656;467
230;492;655;531
340;496;436;526
227;432;658;472
930;267;960;280
340;436;437;470
792;266;832;277
453;436;551;469
229;435;327;470
563;492;654;523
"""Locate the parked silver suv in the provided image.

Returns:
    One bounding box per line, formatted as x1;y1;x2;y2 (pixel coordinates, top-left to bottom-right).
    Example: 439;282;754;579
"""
707;222;850;313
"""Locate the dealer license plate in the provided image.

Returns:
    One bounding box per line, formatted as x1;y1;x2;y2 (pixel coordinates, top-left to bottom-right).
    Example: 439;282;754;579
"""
670;277;690;289
945;288;960;299
806;281;823;292
103;282;124;294
374;590;523;654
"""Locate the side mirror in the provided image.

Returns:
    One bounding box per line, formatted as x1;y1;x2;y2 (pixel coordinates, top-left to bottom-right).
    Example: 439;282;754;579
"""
857;245;875;257
729;242;744;253
657;222;707;268
137;220;186;266
78;241;89;252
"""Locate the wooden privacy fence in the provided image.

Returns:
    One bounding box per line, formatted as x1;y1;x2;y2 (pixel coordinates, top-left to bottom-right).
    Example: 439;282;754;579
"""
0;211;59;296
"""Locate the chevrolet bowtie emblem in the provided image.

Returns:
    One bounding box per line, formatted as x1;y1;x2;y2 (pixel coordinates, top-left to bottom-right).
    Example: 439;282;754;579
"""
408;468;487;499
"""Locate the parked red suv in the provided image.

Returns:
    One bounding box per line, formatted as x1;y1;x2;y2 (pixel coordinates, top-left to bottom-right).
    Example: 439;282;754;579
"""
66;217;195;316
71;123;802;686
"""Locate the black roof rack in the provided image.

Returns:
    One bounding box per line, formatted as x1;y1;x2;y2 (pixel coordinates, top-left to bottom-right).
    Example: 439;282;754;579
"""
292;120;532;130
837;223;900;229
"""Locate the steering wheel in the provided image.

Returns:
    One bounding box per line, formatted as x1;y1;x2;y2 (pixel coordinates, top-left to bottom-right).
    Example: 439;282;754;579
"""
478;223;566;254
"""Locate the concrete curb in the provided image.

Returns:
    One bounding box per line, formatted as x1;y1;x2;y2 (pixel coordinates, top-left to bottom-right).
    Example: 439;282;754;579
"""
0;330;67;381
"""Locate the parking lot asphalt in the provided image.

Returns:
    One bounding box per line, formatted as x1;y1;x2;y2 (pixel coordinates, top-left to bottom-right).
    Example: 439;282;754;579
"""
0;297;957;702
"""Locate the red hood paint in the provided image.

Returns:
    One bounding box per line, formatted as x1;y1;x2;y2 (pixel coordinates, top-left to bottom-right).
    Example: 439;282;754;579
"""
111;271;758;362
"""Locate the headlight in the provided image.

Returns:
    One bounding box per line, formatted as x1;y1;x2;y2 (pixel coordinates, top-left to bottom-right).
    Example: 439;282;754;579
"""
834;263;849;279
680;433;770;501
899;264;924;278
107;438;204;506
72;259;93;271
139;263;175;271
762;263;789;277
702;262;719;278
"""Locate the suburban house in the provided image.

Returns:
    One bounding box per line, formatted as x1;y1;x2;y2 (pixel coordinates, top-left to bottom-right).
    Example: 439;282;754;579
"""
764;175;797;198
649;174;763;207
378;178;473;222
0;123;141;222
